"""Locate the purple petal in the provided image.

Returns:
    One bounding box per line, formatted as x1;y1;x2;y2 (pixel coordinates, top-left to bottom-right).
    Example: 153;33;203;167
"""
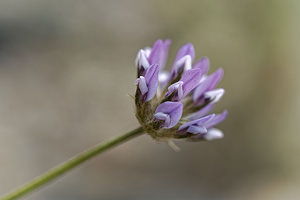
174;43;195;63
165;68;203;101
144;64;159;102
193;57;210;75
154;101;183;128
165;81;184;99
178;114;215;131
181;68;204;98
206;110;228;129
193;68;224;103
170;55;192;79
188;104;214;120
148;39;171;70
169;43;195;79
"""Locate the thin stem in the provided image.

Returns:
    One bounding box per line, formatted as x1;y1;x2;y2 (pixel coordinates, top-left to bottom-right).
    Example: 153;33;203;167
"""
1;127;144;200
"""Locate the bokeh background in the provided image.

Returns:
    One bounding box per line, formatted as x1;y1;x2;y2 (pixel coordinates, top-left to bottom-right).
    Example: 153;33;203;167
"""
0;0;300;199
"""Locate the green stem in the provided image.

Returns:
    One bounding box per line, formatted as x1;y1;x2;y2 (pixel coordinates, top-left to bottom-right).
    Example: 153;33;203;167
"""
1;127;144;200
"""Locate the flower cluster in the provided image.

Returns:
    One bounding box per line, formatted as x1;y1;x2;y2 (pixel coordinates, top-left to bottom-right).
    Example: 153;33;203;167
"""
134;39;227;141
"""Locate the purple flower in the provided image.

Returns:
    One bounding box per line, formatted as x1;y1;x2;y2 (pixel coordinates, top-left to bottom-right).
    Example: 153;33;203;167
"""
178;110;228;140
148;39;171;70
135;64;159;102
154;101;183;128
134;39;227;142
179;114;215;134
193;57;210;75
165;68;204;101
173;43;195;63
193;68;224;104
135;49;150;73
204;110;228;129
135;39;171;75
170;43;195;79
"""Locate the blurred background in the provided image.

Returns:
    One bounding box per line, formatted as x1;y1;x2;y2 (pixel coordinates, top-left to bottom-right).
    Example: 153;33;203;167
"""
0;0;299;199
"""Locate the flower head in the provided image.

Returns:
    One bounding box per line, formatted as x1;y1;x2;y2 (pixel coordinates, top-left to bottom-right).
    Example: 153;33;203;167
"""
135;39;227;141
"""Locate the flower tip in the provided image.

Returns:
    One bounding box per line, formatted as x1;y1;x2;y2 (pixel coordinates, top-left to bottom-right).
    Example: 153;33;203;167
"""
165;39;172;45
175;43;195;62
222;110;229;118
204;88;225;103
153;39;164;46
135;49;150;70
183;43;195;58
183;42;194;49
216;68;224;78
203;128;224;141
193;57;210;74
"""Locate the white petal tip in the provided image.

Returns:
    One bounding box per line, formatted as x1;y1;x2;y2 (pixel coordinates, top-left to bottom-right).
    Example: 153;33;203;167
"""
205;88;225;103
203;128;224;141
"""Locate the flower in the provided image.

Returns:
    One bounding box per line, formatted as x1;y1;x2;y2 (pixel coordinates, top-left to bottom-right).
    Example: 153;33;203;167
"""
148;39;171;70
178;111;228;140
135;64;159;102
135;39;171;76
134;39;227;141
165;68;204;101
154;101;183;128
169;43;195;81
193;68;224;105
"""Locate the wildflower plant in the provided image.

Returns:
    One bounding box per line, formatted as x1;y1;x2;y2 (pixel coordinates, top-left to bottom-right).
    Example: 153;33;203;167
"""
1;39;227;200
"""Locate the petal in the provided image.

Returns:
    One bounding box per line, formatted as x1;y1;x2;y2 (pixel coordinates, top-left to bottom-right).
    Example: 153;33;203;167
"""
204;88;225;104
144;64;159;102
187;125;207;134
135;76;148;95
178;114;215;131
165;68;203;101
153;112;171;126
193;57;210;74
174;43;195;63
193;68;224;102
148;39;171;70
203;128;224;141
206;110;228;129
180;68;204;98
135;49;150;70
155;101;183;128
144;47;152;57
188;104;214;120
165;81;184;99
170;55;192;79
